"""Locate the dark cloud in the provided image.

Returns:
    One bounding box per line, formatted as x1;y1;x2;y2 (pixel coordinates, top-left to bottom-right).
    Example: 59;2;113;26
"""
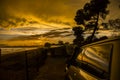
7;28;73;40
50;28;70;31
14;27;40;31
62;33;73;37
0;34;21;40
0;15;28;28
42;31;70;37
0;0;119;28
0;44;8;47
0;0;89;28
29;21;39;24
46;19;71;26
8;35;40;41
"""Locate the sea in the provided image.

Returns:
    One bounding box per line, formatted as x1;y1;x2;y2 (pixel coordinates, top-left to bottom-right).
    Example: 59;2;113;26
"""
0;47;38;55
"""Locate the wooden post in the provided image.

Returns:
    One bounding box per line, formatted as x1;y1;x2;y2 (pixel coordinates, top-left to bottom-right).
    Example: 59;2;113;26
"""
25;51;29;80
0;49;1;64
36;52;39;73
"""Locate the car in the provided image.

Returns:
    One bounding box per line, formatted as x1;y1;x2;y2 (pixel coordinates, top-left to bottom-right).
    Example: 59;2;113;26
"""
65;37;120;80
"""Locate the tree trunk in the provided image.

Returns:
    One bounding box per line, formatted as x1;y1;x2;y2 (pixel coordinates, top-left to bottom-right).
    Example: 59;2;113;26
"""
90;13;99;42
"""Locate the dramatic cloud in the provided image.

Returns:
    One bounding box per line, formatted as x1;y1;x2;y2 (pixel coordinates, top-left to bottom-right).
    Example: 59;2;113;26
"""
0;26;52;40
0;0;119;28
0;0;89;28
8;28;73;40
0;0;120;46
0;28;74;46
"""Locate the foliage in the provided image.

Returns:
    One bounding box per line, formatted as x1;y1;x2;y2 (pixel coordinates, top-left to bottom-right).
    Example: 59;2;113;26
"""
101;23;109;29
64;42;70;45
72;26;84;46
58;40;64;45
109;18;120;29
100;18;120;30
74;0;110;26
44;42;51;48
73;0;110;46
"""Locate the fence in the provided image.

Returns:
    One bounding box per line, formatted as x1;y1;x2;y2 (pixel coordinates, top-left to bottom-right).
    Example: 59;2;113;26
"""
48;45;74;57
0;48;47;80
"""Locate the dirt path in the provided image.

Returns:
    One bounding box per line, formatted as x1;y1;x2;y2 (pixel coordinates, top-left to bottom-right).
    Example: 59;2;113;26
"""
34;56;66;80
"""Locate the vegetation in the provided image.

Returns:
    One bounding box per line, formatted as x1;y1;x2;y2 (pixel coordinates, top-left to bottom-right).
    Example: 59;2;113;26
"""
44;42;51;48
58;40;64;45
99;18;120;30
72;26;84;46
108;18;120;30
73;0;110;46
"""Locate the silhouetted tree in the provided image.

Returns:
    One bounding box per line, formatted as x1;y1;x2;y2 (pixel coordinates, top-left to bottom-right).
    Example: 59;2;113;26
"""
99;36;108;40
65;42;70;45
44;42;51;48
84;35;99;44
72;26;84;47
109;18;120;30
74;0;110;42
58;40;64;45
101;23;109;29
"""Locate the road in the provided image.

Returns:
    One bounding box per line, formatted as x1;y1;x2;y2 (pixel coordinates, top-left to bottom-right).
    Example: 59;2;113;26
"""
34;56;66;80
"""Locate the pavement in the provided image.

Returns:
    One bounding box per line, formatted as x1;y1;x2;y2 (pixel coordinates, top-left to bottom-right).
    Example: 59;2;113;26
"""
34;56;66;80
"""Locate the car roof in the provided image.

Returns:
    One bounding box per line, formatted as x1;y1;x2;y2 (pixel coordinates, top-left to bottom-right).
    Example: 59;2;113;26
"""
82;37;120;48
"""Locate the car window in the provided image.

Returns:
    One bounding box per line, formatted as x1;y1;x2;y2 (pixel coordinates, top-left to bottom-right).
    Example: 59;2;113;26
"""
76;48;85;61
82;44;113;72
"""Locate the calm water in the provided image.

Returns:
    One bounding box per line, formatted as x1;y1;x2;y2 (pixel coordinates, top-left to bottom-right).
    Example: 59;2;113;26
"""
0;47;38;55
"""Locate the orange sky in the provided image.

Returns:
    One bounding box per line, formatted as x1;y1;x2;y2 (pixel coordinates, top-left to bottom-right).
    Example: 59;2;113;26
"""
0;0;120;46
0;0;119;29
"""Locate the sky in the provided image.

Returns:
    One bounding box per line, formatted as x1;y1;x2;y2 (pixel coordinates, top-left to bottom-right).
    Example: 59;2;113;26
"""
0;0;120;46
0;0;89;28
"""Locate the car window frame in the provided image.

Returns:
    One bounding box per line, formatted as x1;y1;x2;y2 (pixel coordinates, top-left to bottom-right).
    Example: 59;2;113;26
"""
75;43;113;79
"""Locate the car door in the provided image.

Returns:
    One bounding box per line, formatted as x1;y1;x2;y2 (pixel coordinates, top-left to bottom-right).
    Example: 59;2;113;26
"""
73;44;113;80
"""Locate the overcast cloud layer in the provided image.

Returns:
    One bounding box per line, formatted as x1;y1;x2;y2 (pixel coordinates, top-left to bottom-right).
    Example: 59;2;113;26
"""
0;0;88;28
0;0;119;28
0;0;120;46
